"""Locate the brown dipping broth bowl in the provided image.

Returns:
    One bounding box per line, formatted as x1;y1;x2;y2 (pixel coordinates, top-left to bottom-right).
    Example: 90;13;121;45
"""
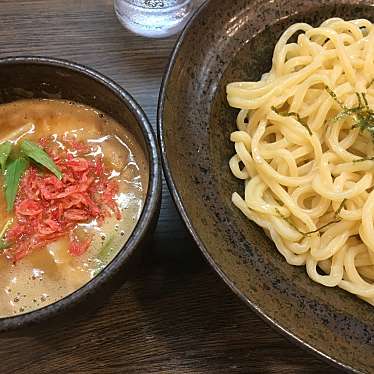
0;56;161;332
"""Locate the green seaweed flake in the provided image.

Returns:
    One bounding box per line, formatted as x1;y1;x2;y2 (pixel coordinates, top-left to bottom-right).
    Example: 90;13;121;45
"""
275;199;346;237
326;86;374;139
271;106;312;135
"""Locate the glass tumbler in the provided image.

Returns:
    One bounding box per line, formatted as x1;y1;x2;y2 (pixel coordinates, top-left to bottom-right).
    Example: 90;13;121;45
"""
114;0;203;38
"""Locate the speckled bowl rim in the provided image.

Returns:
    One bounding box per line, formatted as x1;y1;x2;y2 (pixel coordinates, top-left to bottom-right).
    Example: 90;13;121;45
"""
157;2;359;373
0;56;162;331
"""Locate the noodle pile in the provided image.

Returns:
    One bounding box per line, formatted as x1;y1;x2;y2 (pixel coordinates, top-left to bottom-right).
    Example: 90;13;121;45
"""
227;18;374;305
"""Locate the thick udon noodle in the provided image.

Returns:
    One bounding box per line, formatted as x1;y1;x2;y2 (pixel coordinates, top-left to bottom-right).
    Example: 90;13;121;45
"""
227;18;374;305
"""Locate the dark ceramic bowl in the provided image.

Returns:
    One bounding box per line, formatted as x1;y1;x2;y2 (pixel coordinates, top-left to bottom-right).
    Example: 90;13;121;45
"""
158;1;374;372
0;56;161;332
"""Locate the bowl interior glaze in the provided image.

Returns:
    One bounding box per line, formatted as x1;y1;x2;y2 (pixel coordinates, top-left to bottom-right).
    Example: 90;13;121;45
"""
159;1;374;372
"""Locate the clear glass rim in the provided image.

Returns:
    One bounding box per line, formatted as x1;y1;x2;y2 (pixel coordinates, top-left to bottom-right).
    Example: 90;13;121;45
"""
115;0;193;12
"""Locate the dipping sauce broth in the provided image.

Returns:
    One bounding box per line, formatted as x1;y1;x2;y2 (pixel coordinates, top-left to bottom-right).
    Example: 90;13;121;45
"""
0;99;148;317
